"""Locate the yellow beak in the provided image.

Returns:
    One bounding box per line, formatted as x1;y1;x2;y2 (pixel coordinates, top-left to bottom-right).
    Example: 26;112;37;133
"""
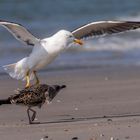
73;39;83;45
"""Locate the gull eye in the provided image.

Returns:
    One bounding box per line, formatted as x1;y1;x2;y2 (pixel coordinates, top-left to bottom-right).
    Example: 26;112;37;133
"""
69;35;73;39
69;35;73;38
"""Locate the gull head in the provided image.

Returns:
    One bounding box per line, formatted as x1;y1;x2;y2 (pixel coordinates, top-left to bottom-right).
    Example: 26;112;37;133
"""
52;30;83;49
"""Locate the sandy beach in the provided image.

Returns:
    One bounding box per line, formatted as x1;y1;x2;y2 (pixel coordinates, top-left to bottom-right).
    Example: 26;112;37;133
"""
0;65;140;140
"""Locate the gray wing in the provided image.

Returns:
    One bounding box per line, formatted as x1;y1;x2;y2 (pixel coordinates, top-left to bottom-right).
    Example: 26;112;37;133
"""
0;19;40;46
72;21;140;39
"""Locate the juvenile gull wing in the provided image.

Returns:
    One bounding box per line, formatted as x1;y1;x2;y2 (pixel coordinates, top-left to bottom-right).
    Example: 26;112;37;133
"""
0;20;40;46
72;21;140;39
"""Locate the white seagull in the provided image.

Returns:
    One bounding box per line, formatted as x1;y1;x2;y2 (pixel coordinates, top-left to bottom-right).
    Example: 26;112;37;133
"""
0;20;140;88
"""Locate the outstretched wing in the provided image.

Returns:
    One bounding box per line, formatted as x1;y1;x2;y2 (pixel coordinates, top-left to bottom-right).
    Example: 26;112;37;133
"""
0;19;40;46
72;21;140;39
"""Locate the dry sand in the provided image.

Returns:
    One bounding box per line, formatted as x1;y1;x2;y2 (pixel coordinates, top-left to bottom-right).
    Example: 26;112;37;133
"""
0;66;140;140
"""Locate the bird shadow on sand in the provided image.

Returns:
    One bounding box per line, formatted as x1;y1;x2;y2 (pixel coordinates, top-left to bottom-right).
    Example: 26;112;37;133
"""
25;117;78;125
26;113;140;125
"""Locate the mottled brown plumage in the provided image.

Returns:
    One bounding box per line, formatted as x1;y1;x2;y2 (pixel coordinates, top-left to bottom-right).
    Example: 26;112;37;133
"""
0;84;66;124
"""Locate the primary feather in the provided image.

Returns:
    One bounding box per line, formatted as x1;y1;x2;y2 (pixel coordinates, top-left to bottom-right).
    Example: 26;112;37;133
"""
72;21;140;39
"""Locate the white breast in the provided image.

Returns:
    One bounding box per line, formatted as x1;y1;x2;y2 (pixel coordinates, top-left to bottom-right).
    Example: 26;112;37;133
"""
27;32;68;71
27;40;62;71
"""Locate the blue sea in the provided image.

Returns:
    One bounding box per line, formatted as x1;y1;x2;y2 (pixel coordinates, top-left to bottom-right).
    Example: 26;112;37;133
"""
0;0;140;73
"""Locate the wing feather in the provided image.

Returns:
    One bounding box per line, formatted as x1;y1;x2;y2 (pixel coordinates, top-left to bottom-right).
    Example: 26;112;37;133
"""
0;19;40;46
72;21;140;39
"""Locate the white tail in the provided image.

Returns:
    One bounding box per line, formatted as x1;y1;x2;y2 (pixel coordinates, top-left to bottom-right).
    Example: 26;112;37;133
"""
3;63;17;78
3;57;29;80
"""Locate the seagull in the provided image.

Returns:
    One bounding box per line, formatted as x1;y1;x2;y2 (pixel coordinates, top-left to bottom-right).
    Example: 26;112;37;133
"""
1;19;140;88
0;84;66;124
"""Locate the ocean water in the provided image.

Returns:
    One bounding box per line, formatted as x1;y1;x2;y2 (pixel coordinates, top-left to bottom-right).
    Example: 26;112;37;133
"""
0;0;140;73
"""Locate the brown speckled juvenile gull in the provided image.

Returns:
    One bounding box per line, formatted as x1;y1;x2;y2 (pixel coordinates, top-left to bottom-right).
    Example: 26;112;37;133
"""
0;84;66;124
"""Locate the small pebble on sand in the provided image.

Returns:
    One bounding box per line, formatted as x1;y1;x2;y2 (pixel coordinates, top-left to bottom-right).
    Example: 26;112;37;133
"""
100;134;104;137
110;137;114;140
125;136;130;139
107;118;112;122
75;107;78;111
72;137;78;140
64;129;69;132
44;136;49;138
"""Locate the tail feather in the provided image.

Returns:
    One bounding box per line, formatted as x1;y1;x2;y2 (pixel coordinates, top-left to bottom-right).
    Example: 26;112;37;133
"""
3;63;17;78
0;98;11;105
3;57;29;80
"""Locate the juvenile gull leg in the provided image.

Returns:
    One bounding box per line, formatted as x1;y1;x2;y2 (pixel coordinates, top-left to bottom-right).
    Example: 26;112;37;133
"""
27;107;36;124
30;108;36;122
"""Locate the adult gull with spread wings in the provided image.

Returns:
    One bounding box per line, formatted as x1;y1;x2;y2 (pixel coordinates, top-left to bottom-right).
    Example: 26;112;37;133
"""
0;20;140;87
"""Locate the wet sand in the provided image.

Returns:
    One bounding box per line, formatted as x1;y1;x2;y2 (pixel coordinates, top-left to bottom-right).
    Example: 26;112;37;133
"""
0;66;140;140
